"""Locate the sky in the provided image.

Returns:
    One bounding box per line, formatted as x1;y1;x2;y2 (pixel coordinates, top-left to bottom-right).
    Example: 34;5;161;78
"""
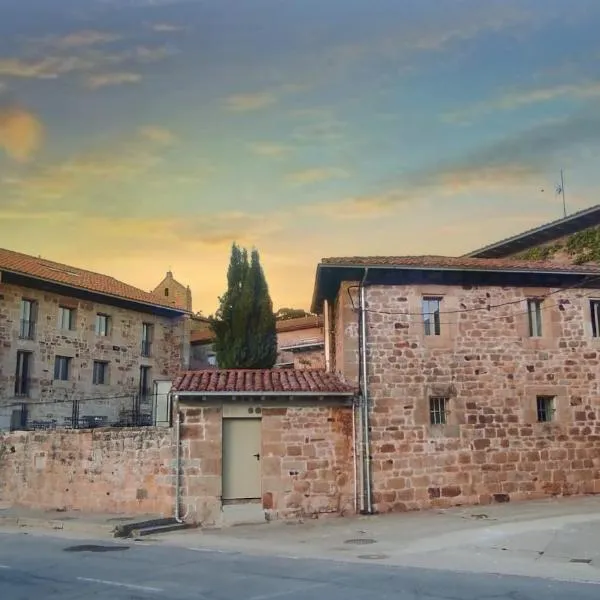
1;0;599;314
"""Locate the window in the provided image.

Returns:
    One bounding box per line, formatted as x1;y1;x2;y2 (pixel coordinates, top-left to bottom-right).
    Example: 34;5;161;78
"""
58;306;76;330
95;313;110;336
54;356;71;381
139;366;152;400
93;361;109;385
536;395;555;422
164;288;169;297
527;299;543;337
141;323;153;357
15;351;32;397
19;299;37;340
591;300;600;338
429;396;448;425
422;297;441;336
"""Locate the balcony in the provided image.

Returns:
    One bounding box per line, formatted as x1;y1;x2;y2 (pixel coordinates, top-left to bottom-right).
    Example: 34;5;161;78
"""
19;319;36;340
141;340;152;357
14;377;30;398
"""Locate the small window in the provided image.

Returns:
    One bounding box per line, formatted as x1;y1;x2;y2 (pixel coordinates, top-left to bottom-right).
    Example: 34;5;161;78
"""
429;396;448;425
423;297;441;336
54;356;71;381
141;323;153;357
58;306;76;331
19;299;37;340
139;365;152;400
95;314;110;336
93;361;108;385
164;288;169;297
591;300;600;338
536;395;555;422
527;299;543;337
15;351;32;397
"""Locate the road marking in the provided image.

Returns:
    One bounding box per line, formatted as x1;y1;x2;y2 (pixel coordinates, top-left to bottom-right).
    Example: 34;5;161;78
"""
0;565;11;569
187;547;238;554
76;577;163;592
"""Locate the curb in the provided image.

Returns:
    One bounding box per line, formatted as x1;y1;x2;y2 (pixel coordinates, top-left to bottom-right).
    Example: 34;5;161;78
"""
0;515;117;537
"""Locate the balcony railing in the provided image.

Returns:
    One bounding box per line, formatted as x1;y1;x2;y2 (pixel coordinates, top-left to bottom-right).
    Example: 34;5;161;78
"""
141;340;152;357
14;377;30;398
19;319;36;340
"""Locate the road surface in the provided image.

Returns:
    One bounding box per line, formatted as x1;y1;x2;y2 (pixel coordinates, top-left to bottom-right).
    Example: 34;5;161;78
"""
0;530;598;599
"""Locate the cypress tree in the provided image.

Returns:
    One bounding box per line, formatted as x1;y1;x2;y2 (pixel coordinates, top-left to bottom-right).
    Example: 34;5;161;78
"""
211;244;277;369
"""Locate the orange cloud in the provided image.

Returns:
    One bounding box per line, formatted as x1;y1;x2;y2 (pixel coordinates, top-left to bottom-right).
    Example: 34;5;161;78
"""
86;72;141;88
286;167;350;185
0;105;44;161
225;92;277;112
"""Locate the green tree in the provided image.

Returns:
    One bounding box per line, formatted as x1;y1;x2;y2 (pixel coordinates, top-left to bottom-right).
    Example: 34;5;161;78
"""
275;307;311;320
210;244;277;368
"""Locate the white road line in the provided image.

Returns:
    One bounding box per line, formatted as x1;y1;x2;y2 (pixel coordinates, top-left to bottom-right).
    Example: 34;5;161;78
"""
76;577;163;593
187;547;234;554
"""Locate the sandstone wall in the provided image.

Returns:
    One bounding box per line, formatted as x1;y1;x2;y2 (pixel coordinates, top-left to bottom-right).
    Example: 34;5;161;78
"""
0;427;175;515
337;282;600;512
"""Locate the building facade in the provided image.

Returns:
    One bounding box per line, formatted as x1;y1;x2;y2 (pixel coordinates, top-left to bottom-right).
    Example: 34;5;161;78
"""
152;270;193;312
0;248;191;430
312;255;600;513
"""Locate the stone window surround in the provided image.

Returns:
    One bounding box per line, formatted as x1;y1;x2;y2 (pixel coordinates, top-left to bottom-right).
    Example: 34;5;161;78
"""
407;285;459;348
93;360;110;385
588;297;600;341
516;288;561;350
522;385;569;425
415;383;463;438
95;313;111;337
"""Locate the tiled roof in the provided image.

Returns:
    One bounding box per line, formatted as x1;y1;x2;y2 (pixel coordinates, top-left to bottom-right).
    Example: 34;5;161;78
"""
320;255;600;274
190;315;324;344
172;369;356;395
0;247;188;312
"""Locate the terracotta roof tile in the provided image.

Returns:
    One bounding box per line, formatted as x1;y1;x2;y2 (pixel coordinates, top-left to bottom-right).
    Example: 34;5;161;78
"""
320;255;600;274
0;247;188;311
172;369;356;395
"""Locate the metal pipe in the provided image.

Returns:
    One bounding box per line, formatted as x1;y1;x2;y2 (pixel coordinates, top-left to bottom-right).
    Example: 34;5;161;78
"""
323;298;331;372
174;399;183;524
352;397;358;514
359;269;374;514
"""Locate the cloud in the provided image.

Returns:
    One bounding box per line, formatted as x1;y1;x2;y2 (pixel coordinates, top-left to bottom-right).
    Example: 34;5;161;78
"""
249;142;292;158
286;167;350;185
445;81;600;123
86;72;141;88
149;23;186;32
0;105;44;162
138;125;177;145
52;30;122;48
225;92;277;112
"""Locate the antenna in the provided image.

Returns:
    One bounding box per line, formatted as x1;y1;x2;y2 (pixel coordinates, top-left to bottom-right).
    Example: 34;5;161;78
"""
556;169;566;218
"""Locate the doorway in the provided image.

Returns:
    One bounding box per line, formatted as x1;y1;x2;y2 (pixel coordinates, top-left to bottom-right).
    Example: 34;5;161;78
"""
222;417;261;503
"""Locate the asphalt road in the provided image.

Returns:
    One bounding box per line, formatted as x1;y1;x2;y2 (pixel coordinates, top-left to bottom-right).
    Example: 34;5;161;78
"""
1;531;599;600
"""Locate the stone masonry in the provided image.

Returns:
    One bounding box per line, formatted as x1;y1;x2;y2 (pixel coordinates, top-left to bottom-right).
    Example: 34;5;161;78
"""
177;402;354;525
334;281;600;512
0;281;190;425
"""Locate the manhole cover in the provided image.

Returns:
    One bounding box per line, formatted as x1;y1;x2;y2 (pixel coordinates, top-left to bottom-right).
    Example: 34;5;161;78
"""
358;554;389;560
570;558;592;564
344;538;377;545
63;545;129;553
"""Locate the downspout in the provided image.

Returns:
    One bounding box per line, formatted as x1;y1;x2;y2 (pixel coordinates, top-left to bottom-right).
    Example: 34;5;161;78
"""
352;395;358;514
173;395;183;524
323;298;331;372
359;269;374;514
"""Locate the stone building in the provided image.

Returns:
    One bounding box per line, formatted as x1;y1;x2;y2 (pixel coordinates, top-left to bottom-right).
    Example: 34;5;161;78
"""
312;255;600;513
189;315;325;370
0;248;191;430
152;270;193;311
466;203;600;264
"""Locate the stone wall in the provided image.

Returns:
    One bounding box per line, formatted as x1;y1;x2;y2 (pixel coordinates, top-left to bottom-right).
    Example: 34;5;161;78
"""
0;427;175;515
0;281;189;426
336;282;600;512
178;402;354;525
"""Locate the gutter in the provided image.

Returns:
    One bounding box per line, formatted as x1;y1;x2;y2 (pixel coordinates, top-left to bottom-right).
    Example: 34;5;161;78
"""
172;390;355;398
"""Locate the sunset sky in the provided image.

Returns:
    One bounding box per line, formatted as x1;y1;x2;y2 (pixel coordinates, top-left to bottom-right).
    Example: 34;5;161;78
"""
1;0;599;314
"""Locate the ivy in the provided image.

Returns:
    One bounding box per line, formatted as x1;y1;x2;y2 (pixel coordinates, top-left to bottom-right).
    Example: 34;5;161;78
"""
515;226;600;264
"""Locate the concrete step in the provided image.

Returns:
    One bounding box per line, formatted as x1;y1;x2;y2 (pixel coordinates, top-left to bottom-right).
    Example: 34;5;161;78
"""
131;521;195;537
114;517;184;538
221;503;267;527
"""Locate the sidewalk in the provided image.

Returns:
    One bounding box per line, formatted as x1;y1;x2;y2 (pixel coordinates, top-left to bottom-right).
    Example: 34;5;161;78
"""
2;496;600;584
157;495;600;584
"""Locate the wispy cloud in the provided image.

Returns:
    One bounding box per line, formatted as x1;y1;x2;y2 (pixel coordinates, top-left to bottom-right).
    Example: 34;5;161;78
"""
445;80;600;123
139;125;177;144
249;142;293;158
286;167;350;185
86;72;141;88
0;105;44;162
149;23;187;32
225;92;277;112
50;30;122;49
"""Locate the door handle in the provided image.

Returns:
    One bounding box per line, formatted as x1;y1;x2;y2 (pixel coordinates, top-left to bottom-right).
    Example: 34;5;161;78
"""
253;453;260;460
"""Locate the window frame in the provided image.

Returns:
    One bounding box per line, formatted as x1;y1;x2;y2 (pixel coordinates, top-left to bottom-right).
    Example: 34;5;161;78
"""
536;395;555;423
429;396;448;425
139;365;152;399
141;322;154;357
92;360;109;385
591;300;600;338
527;298;543;337
15;350;32;397
58;306;76;331
422;296;442;337
95;313;111;337
19;299;37;339
53;355;71;381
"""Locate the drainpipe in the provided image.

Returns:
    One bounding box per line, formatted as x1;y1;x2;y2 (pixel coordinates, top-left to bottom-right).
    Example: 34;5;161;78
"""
359;269;374;514
323;298;331;372
173;395;184;524
352;396;358;514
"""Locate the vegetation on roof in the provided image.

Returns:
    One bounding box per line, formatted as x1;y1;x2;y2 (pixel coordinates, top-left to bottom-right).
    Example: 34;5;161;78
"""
516;226;600;264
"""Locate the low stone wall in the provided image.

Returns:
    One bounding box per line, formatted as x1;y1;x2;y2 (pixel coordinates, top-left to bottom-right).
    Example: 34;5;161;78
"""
0;428;175;516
